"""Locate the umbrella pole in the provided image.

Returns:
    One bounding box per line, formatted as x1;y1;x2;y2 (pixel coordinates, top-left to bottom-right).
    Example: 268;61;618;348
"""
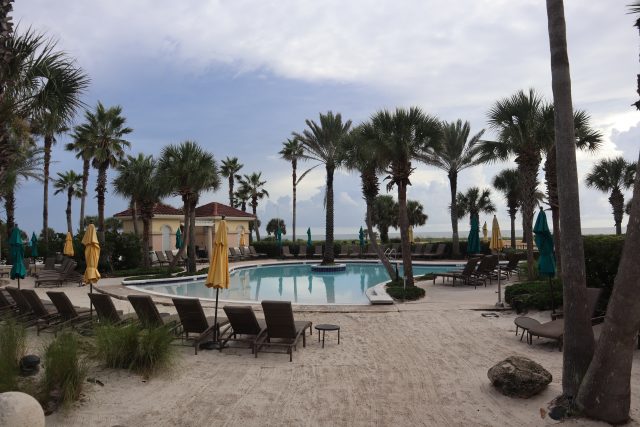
17;277;20;290
90;282;93;319
549;277;555;314
213;288;220;344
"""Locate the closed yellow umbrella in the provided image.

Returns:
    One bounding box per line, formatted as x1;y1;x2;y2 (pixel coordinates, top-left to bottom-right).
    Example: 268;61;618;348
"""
82;223;101;318
489;215;504;252
63;232;74;256
205;219;229;348
239;229;247;247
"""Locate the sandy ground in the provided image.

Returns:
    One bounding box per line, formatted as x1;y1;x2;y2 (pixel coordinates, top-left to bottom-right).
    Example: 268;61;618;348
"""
2;264;639;427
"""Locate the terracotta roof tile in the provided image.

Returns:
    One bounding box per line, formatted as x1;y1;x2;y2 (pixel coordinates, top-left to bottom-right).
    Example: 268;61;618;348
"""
195;202;255;218
113;202;183;217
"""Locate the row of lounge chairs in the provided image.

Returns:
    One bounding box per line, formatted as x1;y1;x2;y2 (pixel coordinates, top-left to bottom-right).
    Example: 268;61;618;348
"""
152;247;267;266
1;287;312;362
432;254;519;288
281;243;449;259
35;256;84;287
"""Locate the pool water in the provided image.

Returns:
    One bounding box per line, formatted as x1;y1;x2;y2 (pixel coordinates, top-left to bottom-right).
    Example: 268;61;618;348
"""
130;262;457;305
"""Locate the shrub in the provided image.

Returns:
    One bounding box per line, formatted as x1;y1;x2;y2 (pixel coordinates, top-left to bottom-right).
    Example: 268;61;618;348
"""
94;323;176;378
106;232;143;270
0;319;26;392
41;332;87;407
385;280;426;301
504;280;562;311
584;235;624;306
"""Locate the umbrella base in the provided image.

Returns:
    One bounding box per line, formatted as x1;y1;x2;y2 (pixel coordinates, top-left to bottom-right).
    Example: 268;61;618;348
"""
199;341;227;351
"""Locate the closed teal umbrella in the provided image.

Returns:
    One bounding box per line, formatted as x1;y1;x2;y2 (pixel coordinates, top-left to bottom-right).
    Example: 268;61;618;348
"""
9;226;26;288
306;227;312;249
467;216;481;254
276;223;282;248
534;207;557;312
175;228;183;249
359;226;365;249
30;232;38;258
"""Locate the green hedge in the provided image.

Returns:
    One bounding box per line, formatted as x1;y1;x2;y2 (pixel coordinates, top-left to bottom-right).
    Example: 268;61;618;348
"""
505;280;563;311
584;235;624;304
385;281;425;301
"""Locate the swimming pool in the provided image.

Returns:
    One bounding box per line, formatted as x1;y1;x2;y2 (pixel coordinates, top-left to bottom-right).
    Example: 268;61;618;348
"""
128;262;459;305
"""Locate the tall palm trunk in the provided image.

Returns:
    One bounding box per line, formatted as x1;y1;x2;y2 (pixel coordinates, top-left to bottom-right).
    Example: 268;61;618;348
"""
362;170;395;279
79;157;89;232
96;162;108;244
188;198;197;273
228;176;234;206
42;135;53;252
65;187;73;234
292;158;297;242
397;181;414;286
323;164;335;264
508;206;517;249
609;188;624;235
545;0;594;398
545;150;563;273
449;171;460;257
516;156;539;280
131;199;140;236
251;200;261;241
5;187;15;237
576;158;640;423
140;203;153;269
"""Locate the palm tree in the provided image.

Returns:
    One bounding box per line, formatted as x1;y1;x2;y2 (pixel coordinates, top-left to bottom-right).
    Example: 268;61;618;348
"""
539;104;602;271
482;89;545;280
371;195;397;243
65;127;96;233
31;60;89;251
113;154;161;268
0;29;87;188
279;137;318;242
220;157;243;207
342;124;395;278
234;183;250;212
406;200;428;228
76;102;132;244
294;111;352;265
157;141;220;272
419;120;485;256
370;107;441;286
53;170;82;235
239;172;269;241
492;169;520;248
585;157;635;235
456;187;496;227
2;144;44;237
266;218;286;236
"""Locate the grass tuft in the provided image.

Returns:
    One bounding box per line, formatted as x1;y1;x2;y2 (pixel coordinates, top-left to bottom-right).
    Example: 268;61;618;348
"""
41;331;87;408
0;319;26;392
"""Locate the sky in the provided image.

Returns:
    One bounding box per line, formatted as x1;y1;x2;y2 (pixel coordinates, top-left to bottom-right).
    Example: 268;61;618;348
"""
8;1;640;239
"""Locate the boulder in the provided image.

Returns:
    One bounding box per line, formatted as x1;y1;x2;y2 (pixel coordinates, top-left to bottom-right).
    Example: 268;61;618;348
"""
0;391;45;427
488;356;552;398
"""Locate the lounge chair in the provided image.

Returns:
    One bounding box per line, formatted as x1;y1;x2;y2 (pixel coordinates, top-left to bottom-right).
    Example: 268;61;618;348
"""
127;294;180;329
228;248;240;262
469;255;497;287
336;245;349;258
423;243;446;259
349;244;361;258
155;251;169;266
432;258;480;287
411;243;425;259
255;300;312;362
0;289;17;314
281;246;295;259
35;259;82;287
230;247;246;261
525;288;603;350
5;287;43;323
249;246;267;258
172;297;230;354
20;289;65;335
88;293;134;325
312;245;323;258
44;257;56;270
297;245;308;258
241;246;259;259
221;305;267;353
502;253;522;278
45;291;92;333
362;244;377;258
164;250;176;264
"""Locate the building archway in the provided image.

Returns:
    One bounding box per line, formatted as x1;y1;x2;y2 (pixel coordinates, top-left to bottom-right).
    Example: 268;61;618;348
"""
161;225;172;251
